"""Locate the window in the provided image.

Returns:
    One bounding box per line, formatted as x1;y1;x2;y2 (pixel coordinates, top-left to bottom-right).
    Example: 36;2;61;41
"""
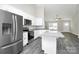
48;22;58;30
64;22;69;26
63;22;70;32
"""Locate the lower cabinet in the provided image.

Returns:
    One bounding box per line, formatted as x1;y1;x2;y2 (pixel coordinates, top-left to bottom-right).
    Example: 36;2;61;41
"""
21;37;42;54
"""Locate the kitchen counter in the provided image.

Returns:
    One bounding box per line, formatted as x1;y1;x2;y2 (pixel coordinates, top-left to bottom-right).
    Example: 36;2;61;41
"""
57;32;79;54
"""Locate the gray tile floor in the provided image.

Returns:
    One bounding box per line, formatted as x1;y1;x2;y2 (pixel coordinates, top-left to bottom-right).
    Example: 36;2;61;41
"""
57;32;79;54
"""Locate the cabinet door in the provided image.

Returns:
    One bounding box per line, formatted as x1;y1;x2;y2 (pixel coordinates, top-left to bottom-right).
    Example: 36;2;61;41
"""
0;39;23;54
23;32;28;46
0;10;14;47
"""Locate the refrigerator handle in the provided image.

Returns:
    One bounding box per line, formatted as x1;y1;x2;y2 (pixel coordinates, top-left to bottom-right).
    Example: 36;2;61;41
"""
15;15;17;41
12;15;16;41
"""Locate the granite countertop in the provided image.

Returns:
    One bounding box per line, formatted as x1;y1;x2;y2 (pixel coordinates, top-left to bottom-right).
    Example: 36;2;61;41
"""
57;32;79;54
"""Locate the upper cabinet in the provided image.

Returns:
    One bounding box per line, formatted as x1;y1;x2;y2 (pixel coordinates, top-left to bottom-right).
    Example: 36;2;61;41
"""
24;19;32;26
32;5;45;26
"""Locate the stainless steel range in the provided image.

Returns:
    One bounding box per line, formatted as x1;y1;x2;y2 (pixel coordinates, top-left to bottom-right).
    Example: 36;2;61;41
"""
23;19;34;44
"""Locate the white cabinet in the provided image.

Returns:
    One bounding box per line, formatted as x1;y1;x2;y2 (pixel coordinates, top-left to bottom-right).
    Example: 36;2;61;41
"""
32;5;44;26
23;32;28;46
42;34;56;54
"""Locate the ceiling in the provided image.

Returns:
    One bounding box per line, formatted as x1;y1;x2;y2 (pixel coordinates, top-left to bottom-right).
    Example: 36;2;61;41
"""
9;4;79;21
44;4;79;21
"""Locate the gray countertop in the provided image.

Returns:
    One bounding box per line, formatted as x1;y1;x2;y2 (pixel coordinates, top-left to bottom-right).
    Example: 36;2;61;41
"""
57;32;79;54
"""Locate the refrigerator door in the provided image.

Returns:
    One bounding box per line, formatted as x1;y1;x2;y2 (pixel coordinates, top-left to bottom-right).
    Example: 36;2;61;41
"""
0;10;14;47
14;14;23;41
0;39;23;54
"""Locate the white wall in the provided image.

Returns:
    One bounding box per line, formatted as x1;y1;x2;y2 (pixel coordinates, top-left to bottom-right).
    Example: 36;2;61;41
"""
71;16;78;35
70;5;79;35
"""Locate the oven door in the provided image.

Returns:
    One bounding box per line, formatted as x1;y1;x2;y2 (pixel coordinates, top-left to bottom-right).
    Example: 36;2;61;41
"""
28;31;34;42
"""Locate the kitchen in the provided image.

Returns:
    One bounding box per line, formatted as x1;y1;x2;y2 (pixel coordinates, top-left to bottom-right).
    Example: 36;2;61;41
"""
0;4;79;54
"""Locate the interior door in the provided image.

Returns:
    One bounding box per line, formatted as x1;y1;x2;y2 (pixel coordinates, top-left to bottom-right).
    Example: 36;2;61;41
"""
14;14;23;41
0;10;14;47
63;22;70;32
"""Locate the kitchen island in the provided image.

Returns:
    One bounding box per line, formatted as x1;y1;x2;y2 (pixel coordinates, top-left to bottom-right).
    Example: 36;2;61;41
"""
57;32;79;54
42;30;64;54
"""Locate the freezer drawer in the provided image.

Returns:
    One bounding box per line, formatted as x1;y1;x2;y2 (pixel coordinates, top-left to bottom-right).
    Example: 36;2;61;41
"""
0;40;23;54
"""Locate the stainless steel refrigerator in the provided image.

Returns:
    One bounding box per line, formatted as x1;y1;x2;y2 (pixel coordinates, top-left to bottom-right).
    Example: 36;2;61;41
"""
0;9;23;54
